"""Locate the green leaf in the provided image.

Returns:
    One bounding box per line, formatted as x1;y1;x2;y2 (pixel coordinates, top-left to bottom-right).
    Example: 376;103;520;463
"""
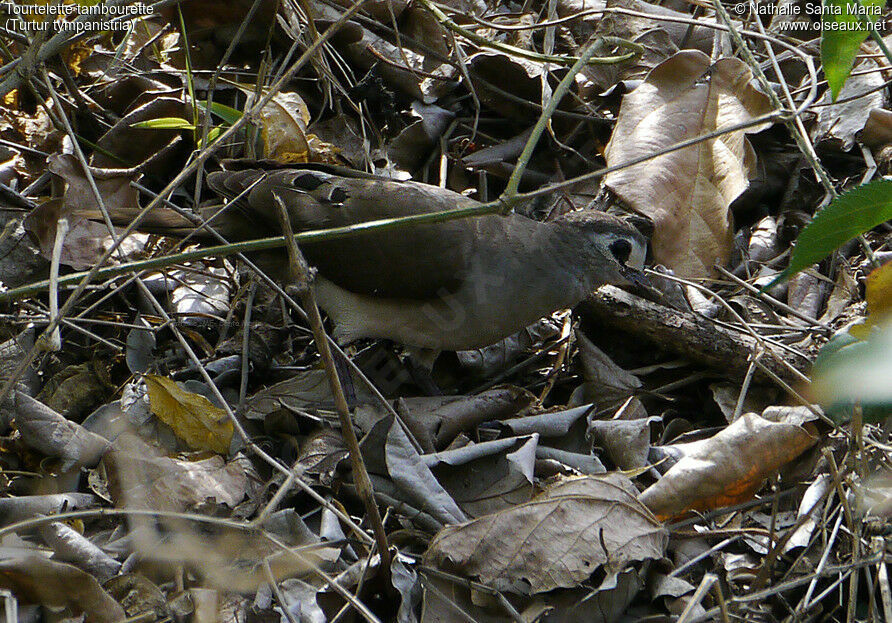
197;126;224;149
770;179;892;286
130;117;196;130
198;100;243;125
821;0;884;100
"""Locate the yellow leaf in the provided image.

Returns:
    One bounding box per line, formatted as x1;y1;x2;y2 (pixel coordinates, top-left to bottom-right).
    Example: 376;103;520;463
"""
851;262;892;339
866;261;892;321
144;374;233;454
63;41;93;76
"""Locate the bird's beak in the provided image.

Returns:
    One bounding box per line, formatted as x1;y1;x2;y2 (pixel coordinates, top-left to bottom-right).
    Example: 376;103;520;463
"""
616;242;651;289
618;263;650;288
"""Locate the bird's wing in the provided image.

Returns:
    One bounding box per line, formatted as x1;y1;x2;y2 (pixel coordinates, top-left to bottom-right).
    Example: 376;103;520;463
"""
207;165;486;300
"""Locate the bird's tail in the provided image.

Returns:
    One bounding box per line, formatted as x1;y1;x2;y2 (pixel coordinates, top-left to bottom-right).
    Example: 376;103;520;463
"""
73;201;257;241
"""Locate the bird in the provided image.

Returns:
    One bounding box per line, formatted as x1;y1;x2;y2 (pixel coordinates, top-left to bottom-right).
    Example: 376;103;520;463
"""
98;161;647;353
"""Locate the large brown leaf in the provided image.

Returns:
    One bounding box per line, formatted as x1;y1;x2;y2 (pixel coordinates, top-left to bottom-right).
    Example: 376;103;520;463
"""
423;473;666;594
603;50;773;278
639;412;817;519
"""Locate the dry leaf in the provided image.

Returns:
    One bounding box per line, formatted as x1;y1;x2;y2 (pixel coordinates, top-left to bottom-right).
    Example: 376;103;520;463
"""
811;59;887;151
639;413;816;519
603;50;773;278
144;374;233;454
424;473;666;594
0;556;126;623
254;90;311;163
106;436;249;510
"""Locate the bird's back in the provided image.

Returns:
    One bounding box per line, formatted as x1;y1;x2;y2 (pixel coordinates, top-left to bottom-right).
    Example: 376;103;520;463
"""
207;165;510;300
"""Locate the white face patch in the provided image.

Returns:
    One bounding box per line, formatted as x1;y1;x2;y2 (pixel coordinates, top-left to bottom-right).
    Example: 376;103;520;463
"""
626;236;646;271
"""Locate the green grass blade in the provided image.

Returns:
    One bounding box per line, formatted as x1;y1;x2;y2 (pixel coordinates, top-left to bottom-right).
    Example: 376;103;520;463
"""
130;117;196;130
197;100;243;125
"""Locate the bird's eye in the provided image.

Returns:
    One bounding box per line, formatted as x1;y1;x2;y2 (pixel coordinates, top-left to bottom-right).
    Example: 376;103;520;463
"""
609;239;633;264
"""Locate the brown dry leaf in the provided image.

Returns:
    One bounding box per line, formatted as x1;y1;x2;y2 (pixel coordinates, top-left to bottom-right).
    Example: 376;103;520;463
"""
238;88;341;163
243;367;376;420
48;153;142;214
579;0;681;94
424;473;667;594
104;437;314;591
558;0;715;54
587;416;655;471
143;374;233;454
819;265;859;324
861;108;892;148
603;50;773;278
572;330;643;413
24;198;145;270
468;51;547;122
250;89;312;163
811;59;887;151
296;428;349;484
24;155;149;268
858;468;892;518
427;435;537;517
0;556;126;623
105;434;249;511
35;361;108;420
639;413;817;519
14;391;109;469
312;3;456;103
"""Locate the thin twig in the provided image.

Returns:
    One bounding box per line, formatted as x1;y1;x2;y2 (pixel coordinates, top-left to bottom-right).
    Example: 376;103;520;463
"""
272;192;391;574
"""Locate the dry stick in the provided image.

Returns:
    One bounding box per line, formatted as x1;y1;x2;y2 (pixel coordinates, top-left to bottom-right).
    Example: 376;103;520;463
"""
641;269;813;387
689;556;885;623
238;280;258;411
731;348;761;422
329;549;380;623
0;0;821;460
714;264;829;330
824;448;857;546
417;567;526;622
192;0;270;208
537;311;572;404
416;0;641;67
0;0;189;97
677;573;719;623
272;193;391;573
797;509;844;615
845;409;864;623
510;9;820;200
501;35;612;201
263;560;301;623
711;579;731;623
129;274;376;548
43;216;67;352
876;537;892;622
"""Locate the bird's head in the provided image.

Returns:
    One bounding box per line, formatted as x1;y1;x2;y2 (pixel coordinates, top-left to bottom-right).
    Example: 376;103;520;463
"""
556;211;648;287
